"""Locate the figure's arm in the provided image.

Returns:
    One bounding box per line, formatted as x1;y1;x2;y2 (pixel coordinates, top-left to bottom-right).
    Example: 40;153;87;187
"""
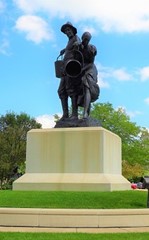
60;48;65;56
89;45;97;56
72;35;81;49
82;63;93;72
85;45;97;64
73;41;80;50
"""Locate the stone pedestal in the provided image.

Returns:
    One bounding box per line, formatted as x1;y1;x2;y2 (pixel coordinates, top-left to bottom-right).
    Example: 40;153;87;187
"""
13;127;130;191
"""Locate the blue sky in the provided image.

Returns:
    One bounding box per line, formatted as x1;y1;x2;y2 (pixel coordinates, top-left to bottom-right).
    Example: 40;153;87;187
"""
1;0;149;128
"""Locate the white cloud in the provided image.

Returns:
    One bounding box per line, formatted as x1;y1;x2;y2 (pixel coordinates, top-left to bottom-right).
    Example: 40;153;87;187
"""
36;114;56;128
0;0;5;13
126;110;142;118
116;106;142;118
96;63;110;88
139;66;149;81
13;0;149;33
0;30;11;55
144;97;149;105
15;15;53;44
97;63;133;85
98;77;109;88
112;68;132;81
80;25;98;36
13;0;39;14
0;38;10;55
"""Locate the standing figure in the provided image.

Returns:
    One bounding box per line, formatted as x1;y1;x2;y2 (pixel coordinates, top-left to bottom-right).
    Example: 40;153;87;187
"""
58;22;81;120
79;32;100;119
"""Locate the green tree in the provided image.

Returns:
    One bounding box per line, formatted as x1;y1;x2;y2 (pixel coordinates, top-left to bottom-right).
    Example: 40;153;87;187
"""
0;112;41;189
91;102;140;142
122;160;144;182
91;102;149;177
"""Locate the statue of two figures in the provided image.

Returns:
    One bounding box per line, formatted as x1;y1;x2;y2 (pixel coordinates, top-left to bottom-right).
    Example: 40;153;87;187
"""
55;22;100;128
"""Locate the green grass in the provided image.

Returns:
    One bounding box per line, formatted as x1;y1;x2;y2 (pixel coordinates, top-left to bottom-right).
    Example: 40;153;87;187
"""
0;191;148;239
0;190;148;209
0;232;149;240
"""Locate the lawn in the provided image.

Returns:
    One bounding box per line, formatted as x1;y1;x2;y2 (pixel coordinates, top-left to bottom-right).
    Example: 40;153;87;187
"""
0;190;147;209
0;232;149;240
0;191;148;239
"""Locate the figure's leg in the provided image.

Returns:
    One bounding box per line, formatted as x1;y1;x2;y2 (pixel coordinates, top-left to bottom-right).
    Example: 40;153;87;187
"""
58;77;69;121
87;103;91;116
59;97;69;120
70;95;78;120
83;87;91;119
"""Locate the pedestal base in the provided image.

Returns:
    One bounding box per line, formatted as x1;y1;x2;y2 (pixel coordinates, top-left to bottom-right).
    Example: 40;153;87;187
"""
13;173;130;191
13;127;130;191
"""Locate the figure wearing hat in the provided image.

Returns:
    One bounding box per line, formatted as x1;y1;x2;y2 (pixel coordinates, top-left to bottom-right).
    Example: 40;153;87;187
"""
58;22;81;120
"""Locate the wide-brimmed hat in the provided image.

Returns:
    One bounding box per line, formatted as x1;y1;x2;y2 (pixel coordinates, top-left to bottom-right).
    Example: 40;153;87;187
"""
61;22;77;35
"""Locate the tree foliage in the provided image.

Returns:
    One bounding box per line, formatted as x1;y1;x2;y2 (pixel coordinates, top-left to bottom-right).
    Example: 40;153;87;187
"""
122;160;144;182
0;112;41;189
91;102;149;178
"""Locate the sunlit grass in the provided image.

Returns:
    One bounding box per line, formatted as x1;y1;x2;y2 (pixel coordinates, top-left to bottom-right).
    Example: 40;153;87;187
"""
0;232;149;240
0;190;147;209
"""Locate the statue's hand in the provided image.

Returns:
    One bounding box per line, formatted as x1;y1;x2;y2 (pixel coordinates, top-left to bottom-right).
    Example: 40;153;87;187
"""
60;49;65;55
73;41;79;50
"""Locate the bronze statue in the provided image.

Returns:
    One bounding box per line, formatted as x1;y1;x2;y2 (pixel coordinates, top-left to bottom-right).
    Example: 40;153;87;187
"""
55;22;100;127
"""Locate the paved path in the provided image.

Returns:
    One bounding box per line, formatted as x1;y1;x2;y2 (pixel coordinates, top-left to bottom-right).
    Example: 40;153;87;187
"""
0;226;149;233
